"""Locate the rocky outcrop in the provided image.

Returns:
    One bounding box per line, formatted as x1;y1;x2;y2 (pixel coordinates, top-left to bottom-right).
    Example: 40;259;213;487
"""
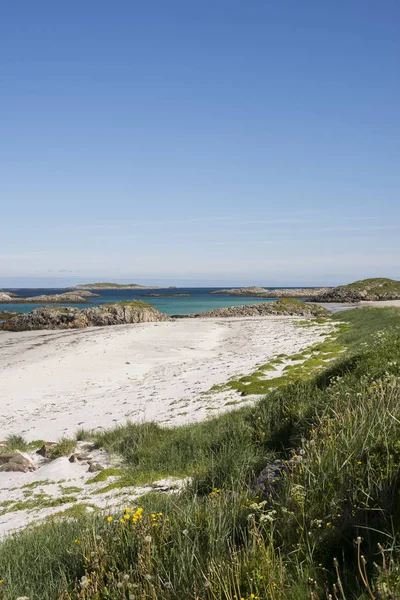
188;299;330;318
2;302;169;331
72;290;99;298
0;452;36;473
0;291;98;304
311;278;400;303
0;293;15;302
211;287;330;298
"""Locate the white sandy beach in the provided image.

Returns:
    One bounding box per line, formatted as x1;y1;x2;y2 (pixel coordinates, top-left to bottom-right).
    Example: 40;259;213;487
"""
0;317;333;441
0;316;338;536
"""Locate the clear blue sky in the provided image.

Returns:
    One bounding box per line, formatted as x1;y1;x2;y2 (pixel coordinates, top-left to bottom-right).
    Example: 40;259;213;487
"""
1;0;399;287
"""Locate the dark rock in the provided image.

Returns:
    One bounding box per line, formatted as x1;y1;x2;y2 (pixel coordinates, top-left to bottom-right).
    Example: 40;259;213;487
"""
252;460;286;496
37;443;57;458
88;462;104;473
252;457;303;497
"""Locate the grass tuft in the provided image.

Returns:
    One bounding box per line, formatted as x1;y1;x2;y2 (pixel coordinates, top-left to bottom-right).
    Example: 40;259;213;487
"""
5;434;28;452
49;438;77;459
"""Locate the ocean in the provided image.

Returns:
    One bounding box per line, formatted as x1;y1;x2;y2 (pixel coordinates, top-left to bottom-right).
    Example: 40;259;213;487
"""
0;287;308;316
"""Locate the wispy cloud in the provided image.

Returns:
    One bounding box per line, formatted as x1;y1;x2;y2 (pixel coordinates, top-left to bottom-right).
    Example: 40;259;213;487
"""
72;213;379;232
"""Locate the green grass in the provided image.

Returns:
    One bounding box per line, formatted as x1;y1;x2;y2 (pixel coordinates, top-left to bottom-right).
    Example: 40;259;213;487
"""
0;495;78;516
345;277;400;293
59;485;83;495
85;467;124;484
0;311;20;321
4;434;28;452
269;298;331;316
1;307;400;599
219;335;346;396
104;299;156;310
49;438;76;459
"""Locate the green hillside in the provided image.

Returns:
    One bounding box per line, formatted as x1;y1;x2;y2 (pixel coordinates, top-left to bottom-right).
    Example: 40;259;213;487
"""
314;277;400;302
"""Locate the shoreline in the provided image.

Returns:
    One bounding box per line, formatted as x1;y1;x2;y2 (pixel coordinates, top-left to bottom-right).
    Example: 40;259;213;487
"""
0;316;334;442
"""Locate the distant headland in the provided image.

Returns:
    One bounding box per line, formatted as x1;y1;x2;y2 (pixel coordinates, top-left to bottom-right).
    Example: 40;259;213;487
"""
74;282;177;290
211;286;329;298
309;278;400;302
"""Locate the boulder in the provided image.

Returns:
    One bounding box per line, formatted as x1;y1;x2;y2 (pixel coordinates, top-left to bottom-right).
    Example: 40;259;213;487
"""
36;443;57;458
69;453;89;463
88;462;104;473
252;456;303;498
0;452;36;472
0;462;27;473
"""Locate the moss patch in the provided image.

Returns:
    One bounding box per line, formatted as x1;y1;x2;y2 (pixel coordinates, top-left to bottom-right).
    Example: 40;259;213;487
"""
86;468;124;485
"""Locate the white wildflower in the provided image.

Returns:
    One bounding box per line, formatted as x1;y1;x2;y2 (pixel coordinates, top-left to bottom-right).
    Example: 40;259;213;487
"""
260;510;277;523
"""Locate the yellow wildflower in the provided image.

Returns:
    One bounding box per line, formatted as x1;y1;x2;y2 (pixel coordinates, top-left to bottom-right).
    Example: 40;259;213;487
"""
107;516;113;522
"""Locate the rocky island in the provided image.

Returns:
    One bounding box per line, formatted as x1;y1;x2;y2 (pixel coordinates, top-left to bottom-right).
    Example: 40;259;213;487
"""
310;278;400;302
140;293;191;297
0;291;99;304
1;300;169;331
74;282;175;290
189;298;330;318
211;286;330;298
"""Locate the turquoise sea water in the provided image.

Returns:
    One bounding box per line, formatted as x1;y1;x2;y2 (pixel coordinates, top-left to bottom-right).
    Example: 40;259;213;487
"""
0;287;310;316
